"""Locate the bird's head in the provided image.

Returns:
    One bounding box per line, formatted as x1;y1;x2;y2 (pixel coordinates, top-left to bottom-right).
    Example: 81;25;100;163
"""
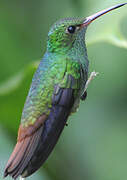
47;17;87;54
47;3;127;54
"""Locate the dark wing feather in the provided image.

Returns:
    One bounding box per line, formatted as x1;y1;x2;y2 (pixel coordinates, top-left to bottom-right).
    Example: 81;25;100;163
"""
22;87;75;178
4;86;75;179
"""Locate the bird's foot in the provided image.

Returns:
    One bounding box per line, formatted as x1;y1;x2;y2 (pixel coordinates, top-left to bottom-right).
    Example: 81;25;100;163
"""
81;91;87;101
65;123;68;126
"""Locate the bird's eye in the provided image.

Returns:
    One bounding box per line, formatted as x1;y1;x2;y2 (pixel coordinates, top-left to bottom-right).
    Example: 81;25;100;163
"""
67;26;76;34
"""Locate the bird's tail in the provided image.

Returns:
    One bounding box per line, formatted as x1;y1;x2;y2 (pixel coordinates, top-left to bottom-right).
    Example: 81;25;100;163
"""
4;125;43;179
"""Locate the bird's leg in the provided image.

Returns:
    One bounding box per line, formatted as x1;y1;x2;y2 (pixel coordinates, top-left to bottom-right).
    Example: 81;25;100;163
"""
20;176;25;180
81;71;99;101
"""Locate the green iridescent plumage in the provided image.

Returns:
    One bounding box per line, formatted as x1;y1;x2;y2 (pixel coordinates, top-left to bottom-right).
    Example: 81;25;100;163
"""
21;18;89;127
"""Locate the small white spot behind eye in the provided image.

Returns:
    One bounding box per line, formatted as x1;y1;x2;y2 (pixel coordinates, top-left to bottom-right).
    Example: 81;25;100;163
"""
66;26;81;34
76;26;80;31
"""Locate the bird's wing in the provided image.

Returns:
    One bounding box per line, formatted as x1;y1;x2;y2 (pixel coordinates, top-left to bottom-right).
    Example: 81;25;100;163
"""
4;59;81;179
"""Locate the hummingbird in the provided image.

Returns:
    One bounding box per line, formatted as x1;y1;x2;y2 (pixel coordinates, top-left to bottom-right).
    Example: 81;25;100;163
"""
4;3;127;179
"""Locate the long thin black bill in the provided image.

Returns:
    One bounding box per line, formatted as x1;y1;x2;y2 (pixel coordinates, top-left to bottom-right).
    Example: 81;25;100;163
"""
83;3;127;26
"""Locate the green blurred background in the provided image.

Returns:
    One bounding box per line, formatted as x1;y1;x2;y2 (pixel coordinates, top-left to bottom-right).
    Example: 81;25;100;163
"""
0;0;127;179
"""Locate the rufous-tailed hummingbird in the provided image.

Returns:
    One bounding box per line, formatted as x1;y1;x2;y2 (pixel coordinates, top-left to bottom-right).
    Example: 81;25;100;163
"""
4;3;127;179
